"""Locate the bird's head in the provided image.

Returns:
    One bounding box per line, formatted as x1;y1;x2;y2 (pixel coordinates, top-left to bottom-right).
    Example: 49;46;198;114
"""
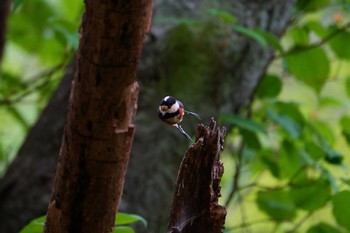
158;96;179;115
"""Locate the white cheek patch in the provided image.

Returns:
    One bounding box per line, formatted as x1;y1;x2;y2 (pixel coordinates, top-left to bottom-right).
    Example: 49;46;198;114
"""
169;102;179;113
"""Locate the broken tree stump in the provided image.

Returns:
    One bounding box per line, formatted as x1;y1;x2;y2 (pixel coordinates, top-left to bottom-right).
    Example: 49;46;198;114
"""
167;118;227;233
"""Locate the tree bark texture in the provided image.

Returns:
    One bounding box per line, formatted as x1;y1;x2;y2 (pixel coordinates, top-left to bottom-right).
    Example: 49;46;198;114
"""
0;0;11;61
43;1;152;233
168;119;226;233
0;1;295;233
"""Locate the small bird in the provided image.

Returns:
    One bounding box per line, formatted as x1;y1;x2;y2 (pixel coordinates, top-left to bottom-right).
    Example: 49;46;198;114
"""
158;96;201;141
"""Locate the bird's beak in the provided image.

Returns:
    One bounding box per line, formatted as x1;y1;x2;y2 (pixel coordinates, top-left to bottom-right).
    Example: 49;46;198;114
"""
161;105;168;111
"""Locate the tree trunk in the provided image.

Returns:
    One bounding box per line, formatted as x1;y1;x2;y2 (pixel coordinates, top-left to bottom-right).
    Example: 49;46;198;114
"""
0;0;11;61
168;119;226;233
43;1;152;233
0;1;294;232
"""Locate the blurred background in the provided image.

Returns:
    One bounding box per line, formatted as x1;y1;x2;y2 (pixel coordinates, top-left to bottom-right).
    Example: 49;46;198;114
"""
1;0;350;232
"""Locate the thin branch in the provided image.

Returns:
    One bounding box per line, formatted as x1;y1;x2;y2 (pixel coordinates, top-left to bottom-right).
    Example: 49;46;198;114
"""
225;97;255;207
0;61;68;105
237;192;250;233
276;23;350;59
224;139;244;207
285;211;314;233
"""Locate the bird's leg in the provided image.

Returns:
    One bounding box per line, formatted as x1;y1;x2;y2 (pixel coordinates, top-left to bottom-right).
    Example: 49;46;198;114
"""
184;110;201;120
175;124;193;142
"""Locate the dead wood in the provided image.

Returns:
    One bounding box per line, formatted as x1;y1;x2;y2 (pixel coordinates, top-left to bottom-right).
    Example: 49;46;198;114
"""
168;118;226;233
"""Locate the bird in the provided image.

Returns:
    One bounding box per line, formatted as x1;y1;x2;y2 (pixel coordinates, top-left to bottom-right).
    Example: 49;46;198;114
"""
158;96;201;141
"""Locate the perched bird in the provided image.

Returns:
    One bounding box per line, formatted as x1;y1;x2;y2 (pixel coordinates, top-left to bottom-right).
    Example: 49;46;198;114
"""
158;96;201;141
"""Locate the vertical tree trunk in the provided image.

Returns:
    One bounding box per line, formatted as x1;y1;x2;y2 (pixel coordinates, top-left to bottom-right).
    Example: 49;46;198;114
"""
44;1;152;233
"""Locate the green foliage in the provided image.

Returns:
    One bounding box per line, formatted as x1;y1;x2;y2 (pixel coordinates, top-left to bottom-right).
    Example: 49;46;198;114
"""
267;109;302;139
220;1;350;232
257;189;296;221
232;25;269;48
307;223;343;233
3;1;350;233
285;46;330;92
114;212;147;227
19;216;45;233
220;114;267;135
296;0;331;12
290;176;331;211
0;0;82;174
332;191;350;231
19;212;147;233
256;75;282;99
328;28;350;59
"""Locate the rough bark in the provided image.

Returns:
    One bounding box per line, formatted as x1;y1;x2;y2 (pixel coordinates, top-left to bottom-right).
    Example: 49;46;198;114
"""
168;118;226;233
0;1;295;232
0;63;73;233
43;1;152;233
0;0;11;61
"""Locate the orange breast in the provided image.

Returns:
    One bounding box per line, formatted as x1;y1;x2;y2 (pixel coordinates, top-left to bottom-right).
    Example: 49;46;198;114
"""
162;108;184;125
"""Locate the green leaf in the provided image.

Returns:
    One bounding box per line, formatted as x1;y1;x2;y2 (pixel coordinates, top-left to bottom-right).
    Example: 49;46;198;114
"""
259;150;280;178
256;190;296;221
208;8;237;24
285;47;329;92
345;77;350;99
20;216;46;233
328;28;350;60
49;18;79;50
342;130;350;145
307;223;343;233
220;114;267;135
305;141;326;160
256;75;282;99
8;0;69;64
279;140;303;178
267;109;302;139
296;0;330;12
240;129;261;150
112;226;135;233
257;30;284;52
340;116;350;129
275;102;305;126
291;178;331;211
308;122;343;165
332;191;350;231
306;21;327;37
233;25;268;48
115;212;147;227
312;121;335;146
324;149;343;165
288;26;309;46
259;140;302;179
